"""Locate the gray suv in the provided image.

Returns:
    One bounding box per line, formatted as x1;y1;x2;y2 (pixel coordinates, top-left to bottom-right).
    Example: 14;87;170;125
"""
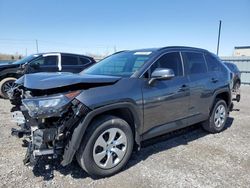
11;46;231;177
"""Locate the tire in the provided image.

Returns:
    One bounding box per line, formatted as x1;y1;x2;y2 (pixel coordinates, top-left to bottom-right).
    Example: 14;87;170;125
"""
202;99;228;133
76;115;134;178
0;77;17;99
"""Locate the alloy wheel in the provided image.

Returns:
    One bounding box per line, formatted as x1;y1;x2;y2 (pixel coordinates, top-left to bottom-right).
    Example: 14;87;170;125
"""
93;128;127;169
214;104;226;128
2;80;18;97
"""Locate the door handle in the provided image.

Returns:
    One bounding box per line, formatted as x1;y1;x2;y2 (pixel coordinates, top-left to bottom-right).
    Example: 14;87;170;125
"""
211;78;218;83
178;84;189;92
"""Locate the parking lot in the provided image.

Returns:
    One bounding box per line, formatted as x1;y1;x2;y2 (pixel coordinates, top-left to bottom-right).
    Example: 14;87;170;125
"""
0;86;249;188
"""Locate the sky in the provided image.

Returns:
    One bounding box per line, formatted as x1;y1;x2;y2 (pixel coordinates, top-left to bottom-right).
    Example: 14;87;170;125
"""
0;0;249;56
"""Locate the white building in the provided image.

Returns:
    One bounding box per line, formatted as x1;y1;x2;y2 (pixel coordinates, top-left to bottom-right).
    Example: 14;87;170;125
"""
233;46;250;56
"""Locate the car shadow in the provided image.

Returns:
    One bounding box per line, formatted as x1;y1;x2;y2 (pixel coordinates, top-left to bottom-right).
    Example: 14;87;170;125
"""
125;117;234;170
32;157;89;180
232;108;240;111
32;117;234;180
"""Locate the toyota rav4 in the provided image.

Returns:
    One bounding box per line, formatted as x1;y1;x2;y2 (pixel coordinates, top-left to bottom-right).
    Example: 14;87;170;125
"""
10;46;231;177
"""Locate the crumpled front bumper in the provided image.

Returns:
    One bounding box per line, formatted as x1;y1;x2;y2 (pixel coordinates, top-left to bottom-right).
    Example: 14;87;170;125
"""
11;99;90;166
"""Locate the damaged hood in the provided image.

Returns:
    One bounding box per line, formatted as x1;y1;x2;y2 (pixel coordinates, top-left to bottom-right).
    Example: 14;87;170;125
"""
16;72;121;90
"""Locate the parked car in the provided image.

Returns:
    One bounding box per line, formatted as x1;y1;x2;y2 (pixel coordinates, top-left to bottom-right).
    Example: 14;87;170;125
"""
224;62;241;89
0;52;96;98
224;62;241;102
11;46;231;177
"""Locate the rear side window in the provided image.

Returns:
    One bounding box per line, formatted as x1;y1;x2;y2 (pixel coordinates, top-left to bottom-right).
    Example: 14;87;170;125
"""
61;55;78;65
151;52;183;76
79;57;91;65
205;53;221;72
183;52;207;74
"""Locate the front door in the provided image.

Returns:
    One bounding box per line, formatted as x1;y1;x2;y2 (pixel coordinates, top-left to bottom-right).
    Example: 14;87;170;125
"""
28;54;59;73
142;52;190;138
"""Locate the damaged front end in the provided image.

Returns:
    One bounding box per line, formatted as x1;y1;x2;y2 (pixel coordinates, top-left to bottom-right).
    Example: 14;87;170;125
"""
10;72;120;167
11;88;90;166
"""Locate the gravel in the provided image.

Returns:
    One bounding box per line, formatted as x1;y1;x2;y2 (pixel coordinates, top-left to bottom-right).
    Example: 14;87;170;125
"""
0;86;250;188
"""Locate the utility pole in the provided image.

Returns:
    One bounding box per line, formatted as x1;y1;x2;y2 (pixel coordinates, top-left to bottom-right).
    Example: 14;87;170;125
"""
216;20;222;55
36;40;39;53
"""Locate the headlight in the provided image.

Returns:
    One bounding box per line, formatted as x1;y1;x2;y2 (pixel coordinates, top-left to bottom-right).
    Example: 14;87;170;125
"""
22;91;80;118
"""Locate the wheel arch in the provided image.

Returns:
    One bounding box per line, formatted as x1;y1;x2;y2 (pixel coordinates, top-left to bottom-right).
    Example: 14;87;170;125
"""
0;73;19;81
61;102;142;166
211;88;231;111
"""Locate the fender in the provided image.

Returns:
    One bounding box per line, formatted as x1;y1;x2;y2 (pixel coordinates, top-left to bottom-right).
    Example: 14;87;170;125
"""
0;69;21;80
61;102;142;166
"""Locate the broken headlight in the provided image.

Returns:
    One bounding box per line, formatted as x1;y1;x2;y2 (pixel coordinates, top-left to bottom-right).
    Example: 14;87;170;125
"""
22;91;80;118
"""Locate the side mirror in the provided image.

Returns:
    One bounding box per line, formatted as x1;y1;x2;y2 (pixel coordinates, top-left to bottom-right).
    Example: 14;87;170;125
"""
149;68;175;85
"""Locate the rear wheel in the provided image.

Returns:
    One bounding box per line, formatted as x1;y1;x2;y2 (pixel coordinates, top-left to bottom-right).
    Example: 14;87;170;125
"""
76;116;134;177
202;99;228;133
0;77;17;99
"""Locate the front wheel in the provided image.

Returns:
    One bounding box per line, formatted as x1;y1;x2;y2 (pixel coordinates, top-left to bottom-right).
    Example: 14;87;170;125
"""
76;116;134;178
0;77;17;99
202;99;228;133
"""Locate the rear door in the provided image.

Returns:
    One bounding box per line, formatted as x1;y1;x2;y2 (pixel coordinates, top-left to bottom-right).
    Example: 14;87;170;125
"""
181;51;211;123
205;52;230;97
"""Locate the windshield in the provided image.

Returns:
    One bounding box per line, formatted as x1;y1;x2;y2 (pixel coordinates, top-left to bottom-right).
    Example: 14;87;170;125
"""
82;51;153;77
12;54;39;65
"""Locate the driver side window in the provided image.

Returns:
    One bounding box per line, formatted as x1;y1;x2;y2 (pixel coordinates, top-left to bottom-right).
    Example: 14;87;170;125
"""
30;56;58;66
150;52;183;77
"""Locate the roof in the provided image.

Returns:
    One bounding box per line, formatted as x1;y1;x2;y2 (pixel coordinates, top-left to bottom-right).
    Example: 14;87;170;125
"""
32;52;93;58
128;46;208;53
157;46;208;52
234;46;250;49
